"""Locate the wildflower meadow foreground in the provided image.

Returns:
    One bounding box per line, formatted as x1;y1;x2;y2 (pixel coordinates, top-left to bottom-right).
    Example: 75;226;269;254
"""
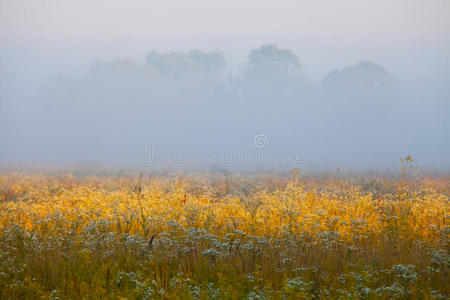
0;171;448;299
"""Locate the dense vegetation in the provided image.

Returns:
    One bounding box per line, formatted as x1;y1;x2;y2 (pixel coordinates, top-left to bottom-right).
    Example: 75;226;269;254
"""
6;43;448;168
0;169;448;299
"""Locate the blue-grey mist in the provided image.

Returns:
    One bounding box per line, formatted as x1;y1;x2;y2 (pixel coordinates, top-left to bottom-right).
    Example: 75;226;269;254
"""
1;1;449;172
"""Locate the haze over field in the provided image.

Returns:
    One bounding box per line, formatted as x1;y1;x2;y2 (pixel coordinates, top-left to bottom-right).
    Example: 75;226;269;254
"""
1;0;449;170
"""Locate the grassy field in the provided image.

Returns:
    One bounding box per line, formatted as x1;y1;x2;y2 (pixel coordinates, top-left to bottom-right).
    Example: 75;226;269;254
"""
0;170;448;299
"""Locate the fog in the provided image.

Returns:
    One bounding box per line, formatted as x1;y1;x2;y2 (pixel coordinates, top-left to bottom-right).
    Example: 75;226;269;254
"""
1;1;449;171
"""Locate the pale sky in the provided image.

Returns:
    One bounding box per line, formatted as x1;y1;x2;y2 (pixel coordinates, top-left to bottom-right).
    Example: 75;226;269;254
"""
1;0;449;39
1;0;449;86
1;0;449;168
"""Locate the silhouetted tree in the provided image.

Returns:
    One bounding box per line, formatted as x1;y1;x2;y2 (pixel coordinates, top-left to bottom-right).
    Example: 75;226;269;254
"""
240;44;303;100
321;61;398;100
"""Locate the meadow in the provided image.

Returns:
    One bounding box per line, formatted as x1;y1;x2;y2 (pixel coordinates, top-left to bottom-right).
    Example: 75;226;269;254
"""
0;169;448;299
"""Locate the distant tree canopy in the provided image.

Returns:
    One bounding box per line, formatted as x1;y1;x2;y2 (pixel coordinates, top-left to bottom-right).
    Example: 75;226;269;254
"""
321;61;398;97
14;44;448;167
241;44;303;99
41;45;402;111
247;44;301;77
36;45;404;156
318;61;400;128
145;50;226;83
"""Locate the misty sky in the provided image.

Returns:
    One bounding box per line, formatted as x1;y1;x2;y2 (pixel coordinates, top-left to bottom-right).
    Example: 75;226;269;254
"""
1;0;450;38
1;1;449;170
1;0;449;85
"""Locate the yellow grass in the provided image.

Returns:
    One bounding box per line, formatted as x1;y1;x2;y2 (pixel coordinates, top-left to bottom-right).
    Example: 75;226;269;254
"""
0;172;448;299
